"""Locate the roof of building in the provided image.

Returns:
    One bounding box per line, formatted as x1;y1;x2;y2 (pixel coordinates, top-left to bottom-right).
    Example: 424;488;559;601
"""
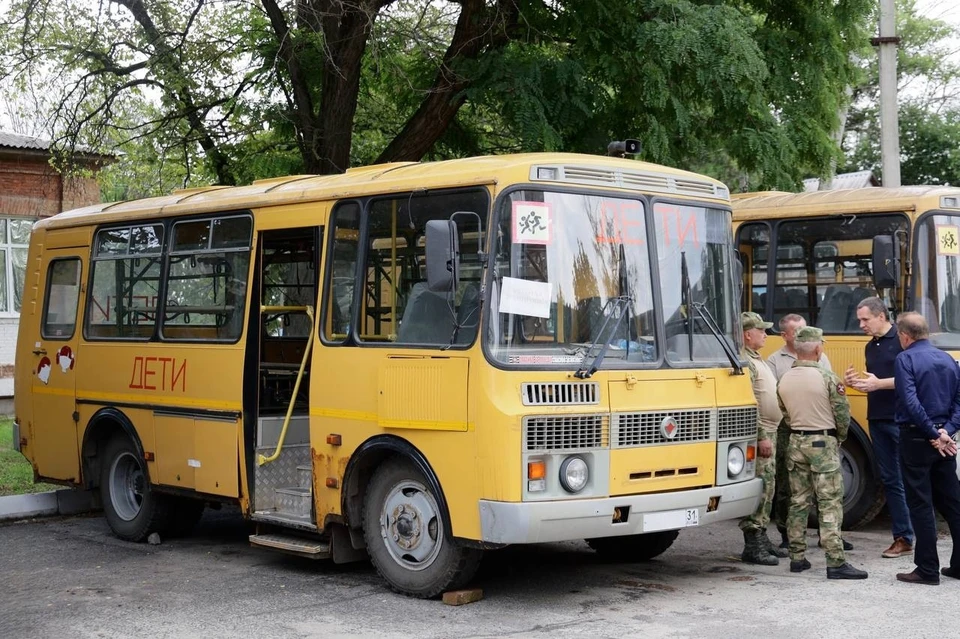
802;170;880;191
0;131;54;151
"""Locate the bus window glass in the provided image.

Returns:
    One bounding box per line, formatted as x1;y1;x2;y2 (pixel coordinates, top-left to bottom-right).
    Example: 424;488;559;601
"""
915;214;960;348
162;215;252;342
655;202;740;364
774;215;905;332
361;190;487;346
324;202;360;342
262;229;316;338
42;258;82;339
736;222;769;314
86;224;164;340
488;190;656;368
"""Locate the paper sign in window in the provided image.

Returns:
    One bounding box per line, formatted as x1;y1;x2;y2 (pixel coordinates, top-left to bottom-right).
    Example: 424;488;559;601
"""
937;225;960;256
499;277;551;319
512;201;552;245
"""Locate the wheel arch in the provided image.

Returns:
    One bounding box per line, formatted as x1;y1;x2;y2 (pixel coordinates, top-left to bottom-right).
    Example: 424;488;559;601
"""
80;407;145;490
340;435;453;539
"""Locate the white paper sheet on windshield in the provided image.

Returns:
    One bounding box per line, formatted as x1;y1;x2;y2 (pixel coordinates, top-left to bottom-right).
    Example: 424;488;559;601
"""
499;277;551;319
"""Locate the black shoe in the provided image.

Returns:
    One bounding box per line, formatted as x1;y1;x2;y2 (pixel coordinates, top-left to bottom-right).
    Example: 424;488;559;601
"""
941;567;960;580
790;558;811;573
817;537;854;551
778;527;789;549
827;563;868;580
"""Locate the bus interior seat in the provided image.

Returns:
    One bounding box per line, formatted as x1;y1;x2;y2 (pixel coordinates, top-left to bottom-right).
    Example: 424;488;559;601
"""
454;282;480;344
786;288;806;310
396;282;455;344
819;284;853;332
773;286;789;310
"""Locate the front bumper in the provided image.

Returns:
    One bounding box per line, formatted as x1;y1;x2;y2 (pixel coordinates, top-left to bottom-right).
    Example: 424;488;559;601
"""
478;478;761;544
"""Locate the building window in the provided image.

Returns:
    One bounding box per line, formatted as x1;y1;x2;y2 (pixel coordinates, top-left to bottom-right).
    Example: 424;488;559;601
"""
0;217;33;313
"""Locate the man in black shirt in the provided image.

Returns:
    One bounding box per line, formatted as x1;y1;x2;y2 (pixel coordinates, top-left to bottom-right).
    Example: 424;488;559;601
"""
844;296;914;558
892;312;960;585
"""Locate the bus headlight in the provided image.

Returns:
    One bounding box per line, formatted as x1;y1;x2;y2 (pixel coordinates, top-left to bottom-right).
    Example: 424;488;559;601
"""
559;456;589;493
727;446;745;477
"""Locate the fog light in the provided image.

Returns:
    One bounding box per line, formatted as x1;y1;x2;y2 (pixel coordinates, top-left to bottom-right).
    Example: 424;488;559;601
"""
559;456;589;493
727;446;745;477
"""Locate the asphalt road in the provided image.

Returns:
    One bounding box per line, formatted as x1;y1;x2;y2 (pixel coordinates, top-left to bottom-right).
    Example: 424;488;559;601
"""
0;507;954;639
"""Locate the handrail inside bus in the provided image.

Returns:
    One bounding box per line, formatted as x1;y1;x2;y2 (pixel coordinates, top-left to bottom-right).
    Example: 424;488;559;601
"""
257;304;315;467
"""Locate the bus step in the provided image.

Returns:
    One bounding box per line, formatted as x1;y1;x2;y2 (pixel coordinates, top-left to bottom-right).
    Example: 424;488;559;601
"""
249;533;330;559
275;486;311;518
297;465;312;489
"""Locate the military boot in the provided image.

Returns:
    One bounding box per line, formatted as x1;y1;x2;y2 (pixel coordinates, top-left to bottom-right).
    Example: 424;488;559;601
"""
778;526;789;550
759;530;789;558
741;530;779;566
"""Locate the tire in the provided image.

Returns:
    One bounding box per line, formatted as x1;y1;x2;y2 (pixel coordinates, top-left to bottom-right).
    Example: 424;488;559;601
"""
838;428;884;530
362;459;482;598
586;530;679;561
100;435;172;542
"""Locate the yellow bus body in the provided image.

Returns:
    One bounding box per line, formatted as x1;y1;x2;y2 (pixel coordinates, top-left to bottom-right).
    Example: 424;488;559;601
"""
15;153;761;596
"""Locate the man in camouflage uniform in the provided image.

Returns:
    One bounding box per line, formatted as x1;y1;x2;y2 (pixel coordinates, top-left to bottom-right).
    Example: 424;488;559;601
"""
777;327;868;579
738;312;788;565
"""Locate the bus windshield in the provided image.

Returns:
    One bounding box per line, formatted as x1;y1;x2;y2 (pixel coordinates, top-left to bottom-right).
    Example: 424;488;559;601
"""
486;191;739;368
915;213;960;349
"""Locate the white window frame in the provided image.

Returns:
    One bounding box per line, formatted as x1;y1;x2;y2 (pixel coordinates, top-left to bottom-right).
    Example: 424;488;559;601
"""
0;217;33;318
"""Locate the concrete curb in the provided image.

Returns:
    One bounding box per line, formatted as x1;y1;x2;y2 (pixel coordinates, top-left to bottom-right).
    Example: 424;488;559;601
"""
0;489;98;522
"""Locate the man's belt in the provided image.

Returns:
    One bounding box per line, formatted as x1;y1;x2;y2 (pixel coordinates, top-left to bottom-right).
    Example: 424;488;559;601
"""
789;428;837;437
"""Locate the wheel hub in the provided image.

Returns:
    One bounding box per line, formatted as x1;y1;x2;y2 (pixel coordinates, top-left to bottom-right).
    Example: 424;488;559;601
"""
380;480;443;571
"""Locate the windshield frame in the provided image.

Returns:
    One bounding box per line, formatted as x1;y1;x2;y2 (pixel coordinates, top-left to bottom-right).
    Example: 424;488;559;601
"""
482;183;739;372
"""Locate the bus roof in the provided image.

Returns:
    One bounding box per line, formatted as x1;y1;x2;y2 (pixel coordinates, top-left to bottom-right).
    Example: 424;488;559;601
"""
39;153;730;231
731;185;960;220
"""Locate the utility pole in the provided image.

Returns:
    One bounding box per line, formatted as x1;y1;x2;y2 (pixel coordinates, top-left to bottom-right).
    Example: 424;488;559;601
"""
873;0;901;187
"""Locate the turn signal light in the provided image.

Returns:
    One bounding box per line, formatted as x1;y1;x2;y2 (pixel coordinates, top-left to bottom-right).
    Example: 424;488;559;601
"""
528;460;546;480
746;445;756;462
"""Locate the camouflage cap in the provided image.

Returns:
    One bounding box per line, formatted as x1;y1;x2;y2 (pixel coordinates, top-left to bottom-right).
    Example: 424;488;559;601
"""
741;311;773;331
795;326;825;343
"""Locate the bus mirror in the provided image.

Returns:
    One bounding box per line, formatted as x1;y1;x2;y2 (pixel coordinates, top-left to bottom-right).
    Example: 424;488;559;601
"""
872;235;897;290
425;219;459;292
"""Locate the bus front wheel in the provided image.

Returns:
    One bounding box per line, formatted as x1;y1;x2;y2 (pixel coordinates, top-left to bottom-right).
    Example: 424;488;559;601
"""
100;435;171;542
362;459;481;598
586;530;679;561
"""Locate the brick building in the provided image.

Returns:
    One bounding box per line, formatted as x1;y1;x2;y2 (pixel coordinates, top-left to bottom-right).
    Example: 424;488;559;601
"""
0;132;110;412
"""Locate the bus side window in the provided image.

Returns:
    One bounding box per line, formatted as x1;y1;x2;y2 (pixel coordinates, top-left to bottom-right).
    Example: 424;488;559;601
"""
42;258;82;339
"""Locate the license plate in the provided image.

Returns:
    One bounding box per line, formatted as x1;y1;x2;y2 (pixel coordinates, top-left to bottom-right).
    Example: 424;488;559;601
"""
642;508;700;532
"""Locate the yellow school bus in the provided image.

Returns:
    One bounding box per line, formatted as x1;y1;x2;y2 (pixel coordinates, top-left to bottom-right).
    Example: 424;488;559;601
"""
733;186;960;527
14;153;761;597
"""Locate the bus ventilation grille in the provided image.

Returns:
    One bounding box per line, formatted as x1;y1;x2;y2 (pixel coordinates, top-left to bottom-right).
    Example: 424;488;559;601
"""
717;406;758;440
521;382;599;406
531;165;728;200
613;409;713;447
523;414;609;451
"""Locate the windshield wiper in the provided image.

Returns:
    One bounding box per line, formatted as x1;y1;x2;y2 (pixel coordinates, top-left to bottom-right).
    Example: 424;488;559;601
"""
691;302;744;375
573;295;632;379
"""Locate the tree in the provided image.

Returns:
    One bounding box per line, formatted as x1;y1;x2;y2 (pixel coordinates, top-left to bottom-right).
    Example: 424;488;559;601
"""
1;0;873;192
841;0;960;185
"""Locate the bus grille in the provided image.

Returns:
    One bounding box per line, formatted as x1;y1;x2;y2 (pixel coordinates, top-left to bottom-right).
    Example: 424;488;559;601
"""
523;414;608;451
613;409;713;447
521;382;599;406
717;406;758;440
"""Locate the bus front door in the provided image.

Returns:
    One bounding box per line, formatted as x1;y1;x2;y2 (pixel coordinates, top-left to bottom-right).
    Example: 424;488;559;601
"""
30;250;84;482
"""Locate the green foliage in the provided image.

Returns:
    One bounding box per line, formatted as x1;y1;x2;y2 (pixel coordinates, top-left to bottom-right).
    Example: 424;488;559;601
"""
0;419;58;496
0;0;875;195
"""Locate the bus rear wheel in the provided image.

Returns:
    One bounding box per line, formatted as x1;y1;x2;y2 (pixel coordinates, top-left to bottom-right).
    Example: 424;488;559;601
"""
100;435;171;542
362;459;481;598
586;530;679;561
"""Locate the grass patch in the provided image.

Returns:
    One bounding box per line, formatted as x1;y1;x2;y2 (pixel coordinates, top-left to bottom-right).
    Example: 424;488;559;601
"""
0;418;59;496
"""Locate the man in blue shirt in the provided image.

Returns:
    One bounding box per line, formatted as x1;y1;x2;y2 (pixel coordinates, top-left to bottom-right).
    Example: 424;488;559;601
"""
845;296;914;558
893;312;960;585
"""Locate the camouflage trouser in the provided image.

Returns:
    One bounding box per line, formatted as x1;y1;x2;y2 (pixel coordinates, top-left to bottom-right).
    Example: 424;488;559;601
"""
786;433;845;567
739;425;778;532
773;420;791;528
